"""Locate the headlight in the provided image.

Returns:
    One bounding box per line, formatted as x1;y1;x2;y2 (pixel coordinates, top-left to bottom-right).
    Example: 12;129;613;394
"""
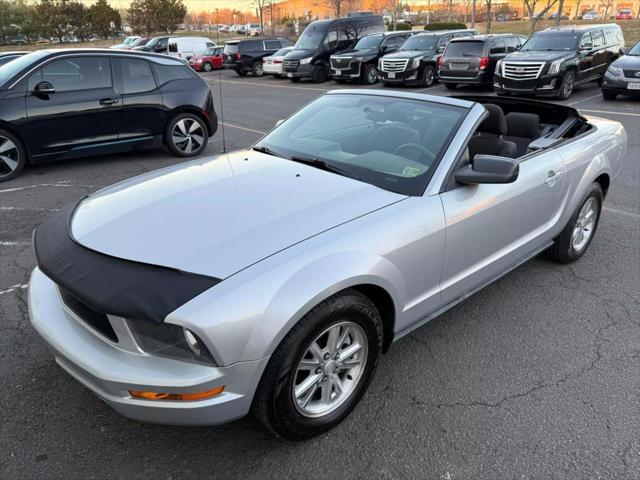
548;60;563;76
412;57;421;68
607;65;623;77
128;318;216;366
197;58;203;63
495;60;502;75
300;57;312;65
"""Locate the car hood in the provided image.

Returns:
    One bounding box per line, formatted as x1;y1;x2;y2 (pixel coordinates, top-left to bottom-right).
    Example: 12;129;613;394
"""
70;150;406;279
613;54;640;69
333;47;378;58
385;49;433;60
285;49;316;60
504;50;572;62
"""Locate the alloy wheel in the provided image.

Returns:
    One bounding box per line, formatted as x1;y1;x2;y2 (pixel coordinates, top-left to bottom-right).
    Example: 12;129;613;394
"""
424;67;435;87
0;135;20;180
203;62;212;72
572;197;597;252
171;119;205;155
366;66;378;84
292;321;368;418
563;72;575;99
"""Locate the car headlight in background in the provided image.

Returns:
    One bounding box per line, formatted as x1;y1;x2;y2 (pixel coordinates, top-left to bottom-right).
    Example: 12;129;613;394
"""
548;60;563;76
300;57;312;65
412;57;421;68
607;65;623;77
128;318;216;366
197;58;203;63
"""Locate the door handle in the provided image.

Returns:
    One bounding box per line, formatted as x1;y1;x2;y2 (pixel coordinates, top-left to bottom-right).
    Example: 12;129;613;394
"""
544;170;561;186
99;98;119;106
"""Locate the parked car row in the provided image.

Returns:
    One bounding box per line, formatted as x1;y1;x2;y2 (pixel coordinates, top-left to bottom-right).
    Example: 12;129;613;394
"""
0;49;218;182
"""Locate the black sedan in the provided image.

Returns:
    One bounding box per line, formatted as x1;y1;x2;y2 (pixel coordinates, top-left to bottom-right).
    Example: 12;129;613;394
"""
601;41;640;100
0;49;217;181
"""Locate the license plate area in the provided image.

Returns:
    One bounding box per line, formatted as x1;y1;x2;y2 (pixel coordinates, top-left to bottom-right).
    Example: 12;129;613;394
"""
450;63;469;70
628;82;640;90
388;72;395;79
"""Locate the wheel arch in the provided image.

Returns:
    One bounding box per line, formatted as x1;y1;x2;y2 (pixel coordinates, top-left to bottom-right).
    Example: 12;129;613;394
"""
350;284;396;353
165;106;214;137
594;172;610;198
0;121;31;161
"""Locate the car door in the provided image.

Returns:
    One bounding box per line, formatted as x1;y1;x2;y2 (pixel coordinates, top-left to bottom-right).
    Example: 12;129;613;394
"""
577;32;595;81
112;57;164;142
438;147;566;304
590;29;608;76
24;55;120;160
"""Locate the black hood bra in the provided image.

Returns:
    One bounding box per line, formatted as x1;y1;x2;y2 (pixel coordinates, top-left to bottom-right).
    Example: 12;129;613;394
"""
34;199;221;325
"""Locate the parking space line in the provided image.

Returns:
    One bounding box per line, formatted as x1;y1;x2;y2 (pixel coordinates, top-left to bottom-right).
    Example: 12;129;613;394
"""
0;241;30;247
579;109;640;117
217;79;330;93
567;93;603;106
603;206;640;219
221;122;266;135
0;284;28;296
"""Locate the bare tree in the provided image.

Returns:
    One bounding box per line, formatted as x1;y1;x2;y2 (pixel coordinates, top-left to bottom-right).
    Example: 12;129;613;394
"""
599;0;614;18
484;0;491;33
461;0;472;23
325;0;347;17
523;0;558;35
555;0;564;24
573;0;582;18
254;0;267;31
471;0;476;27
386;0;405;29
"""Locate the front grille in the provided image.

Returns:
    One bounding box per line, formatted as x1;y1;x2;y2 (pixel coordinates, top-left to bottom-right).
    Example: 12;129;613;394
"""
283;59;299;71
502;61;545;80
623;69;640;79
380;58;409;73
59;288;118;342
331;57;352;69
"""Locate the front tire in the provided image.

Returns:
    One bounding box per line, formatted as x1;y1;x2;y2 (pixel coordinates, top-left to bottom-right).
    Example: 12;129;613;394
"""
444;83;457;90
252;289;383;440
165;113;208;157
602;90;617;101
556;70;575;100
311;64;328;83
421;65;436;88
361;64;378;85
547;183;603;264
0;128;26;183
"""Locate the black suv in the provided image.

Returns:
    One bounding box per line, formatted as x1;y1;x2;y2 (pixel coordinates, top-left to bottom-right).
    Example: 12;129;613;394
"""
283;15;385;83
223;38;293;77
438;34;527;90
494;24;625;99
0;49;217;182
330;31;415;84
132;36;170;53
378;29;478;87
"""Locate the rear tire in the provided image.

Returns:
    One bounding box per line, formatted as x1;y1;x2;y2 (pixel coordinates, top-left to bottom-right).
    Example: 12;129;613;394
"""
165;113;208;158
602;90;617;100
252;61;264;77
547;183;603;264
252;289;383;440
0;128;26;183
444;83;457;90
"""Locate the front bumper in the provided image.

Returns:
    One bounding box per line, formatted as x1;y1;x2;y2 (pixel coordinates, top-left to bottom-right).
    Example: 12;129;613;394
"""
493;73;560;96
189;62;203;71
28;267;269;426
331;60;361;79
601;72;640;95
283;62;314;79
378;66;421;85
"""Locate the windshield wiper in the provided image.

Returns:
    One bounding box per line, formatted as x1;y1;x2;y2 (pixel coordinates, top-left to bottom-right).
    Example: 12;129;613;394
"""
253;145;284;158
289;155;362;181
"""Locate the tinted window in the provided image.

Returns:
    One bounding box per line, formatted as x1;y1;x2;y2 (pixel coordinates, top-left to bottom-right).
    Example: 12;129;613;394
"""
116;58;156;94
591;30;603;48
224;43;239;55
239;40;261;52
154;63;195;85
580;32;593;49
489;38;507;54
382;35;406;50
168;42;178;53
356;34;383;49
437;35;452;47
28;57;111;92
401;35;438;51
264;40;281;50
444;41;483;57
521;33;579;51
0;50;48;87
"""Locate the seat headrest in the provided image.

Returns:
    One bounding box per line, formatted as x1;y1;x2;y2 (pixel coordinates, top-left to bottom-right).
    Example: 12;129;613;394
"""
505;112;541;139
478;104;507;135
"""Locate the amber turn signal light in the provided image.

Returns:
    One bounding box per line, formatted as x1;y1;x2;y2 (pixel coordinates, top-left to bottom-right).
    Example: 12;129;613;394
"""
129;385;224;401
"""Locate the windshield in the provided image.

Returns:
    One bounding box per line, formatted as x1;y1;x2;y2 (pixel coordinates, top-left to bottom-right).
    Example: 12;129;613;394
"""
296;31;324;50
203;48;220;56
521;33;578;51
444;41;483;57
628;42;640;55
0;50;48;87
401;35;438;51
254;94;465;196
355;34;383;49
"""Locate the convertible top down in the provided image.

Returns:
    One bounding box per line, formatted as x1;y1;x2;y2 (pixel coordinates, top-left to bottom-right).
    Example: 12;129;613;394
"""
29;91;626;440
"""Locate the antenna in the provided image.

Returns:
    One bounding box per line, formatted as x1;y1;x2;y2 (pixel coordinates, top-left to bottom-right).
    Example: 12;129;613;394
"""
215;12;227;153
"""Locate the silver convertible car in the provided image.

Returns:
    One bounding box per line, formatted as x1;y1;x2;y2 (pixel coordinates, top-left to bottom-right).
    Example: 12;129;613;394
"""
29;91;626;440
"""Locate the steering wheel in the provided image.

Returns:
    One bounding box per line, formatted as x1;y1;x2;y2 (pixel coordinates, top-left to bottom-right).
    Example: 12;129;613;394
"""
395;143;436;165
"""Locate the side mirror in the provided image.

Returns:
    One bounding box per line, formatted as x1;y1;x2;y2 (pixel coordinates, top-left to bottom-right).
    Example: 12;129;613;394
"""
619;47;627;55
437;46;445;54
580;43;593;51
275;119;285;127
455;155;519;184
34;81;55;96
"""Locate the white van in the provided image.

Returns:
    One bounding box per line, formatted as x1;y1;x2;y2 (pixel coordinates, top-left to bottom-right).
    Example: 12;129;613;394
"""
167;37;216;60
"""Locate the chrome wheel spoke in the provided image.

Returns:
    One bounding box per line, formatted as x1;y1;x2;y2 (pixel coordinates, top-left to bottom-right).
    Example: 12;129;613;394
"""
0;155;17;171
0;139;16;155
293;321;368;418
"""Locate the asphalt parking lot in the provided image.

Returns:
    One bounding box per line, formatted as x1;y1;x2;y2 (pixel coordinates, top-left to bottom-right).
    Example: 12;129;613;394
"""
1;70;639;479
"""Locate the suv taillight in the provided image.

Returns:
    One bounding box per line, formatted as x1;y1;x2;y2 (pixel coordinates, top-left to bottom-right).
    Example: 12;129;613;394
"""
479;56;489;70
438;56;443;68
235;52;241;61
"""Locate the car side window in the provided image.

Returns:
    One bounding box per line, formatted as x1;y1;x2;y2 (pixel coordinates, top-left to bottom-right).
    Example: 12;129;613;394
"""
206;42;215;48
438;35;451;48
382;35;405;51
325;31;338;49
505;37;519;53
591;30;603;48
580;32;592;49
115;58;156;94
264;40;281;50
490;38;506;54
28;56;111;92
